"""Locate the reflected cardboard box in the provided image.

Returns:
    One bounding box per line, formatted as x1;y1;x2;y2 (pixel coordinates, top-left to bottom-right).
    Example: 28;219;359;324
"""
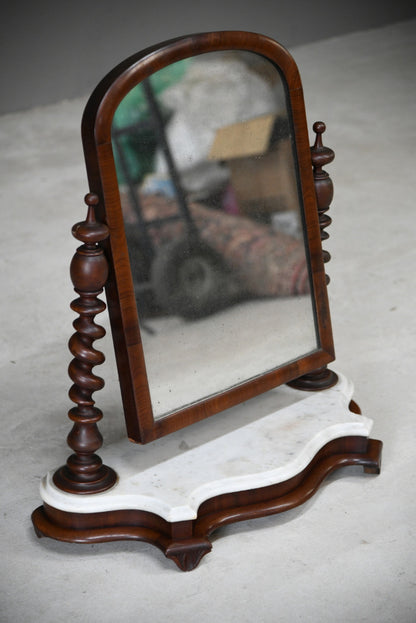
209;113;298;218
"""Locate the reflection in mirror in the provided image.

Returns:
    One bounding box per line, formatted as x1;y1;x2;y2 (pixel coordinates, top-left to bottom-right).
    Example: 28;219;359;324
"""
111;51;318;418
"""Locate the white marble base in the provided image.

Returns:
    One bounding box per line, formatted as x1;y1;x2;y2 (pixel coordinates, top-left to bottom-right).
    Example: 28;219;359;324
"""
40;373;373;523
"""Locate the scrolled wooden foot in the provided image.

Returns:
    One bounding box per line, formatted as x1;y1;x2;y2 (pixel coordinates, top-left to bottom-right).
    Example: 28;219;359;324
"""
362;438;382;474
165;539;212;571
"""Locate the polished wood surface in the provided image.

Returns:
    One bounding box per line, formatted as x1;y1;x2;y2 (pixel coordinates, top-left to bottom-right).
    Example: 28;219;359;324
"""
310;120;335;282
53;193;117;493
33;435;382;571
288;121;337;392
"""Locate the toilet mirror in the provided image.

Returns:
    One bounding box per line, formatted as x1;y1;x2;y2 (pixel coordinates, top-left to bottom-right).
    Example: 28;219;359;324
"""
81;32;335;442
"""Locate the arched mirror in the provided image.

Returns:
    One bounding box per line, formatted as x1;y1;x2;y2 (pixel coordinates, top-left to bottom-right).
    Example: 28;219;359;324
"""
81;32;336;442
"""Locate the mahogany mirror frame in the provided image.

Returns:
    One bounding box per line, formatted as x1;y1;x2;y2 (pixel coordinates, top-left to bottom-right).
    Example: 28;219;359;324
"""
81;31;336;444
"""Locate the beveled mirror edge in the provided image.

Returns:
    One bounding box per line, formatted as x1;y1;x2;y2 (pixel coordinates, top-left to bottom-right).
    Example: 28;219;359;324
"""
80;31;335;444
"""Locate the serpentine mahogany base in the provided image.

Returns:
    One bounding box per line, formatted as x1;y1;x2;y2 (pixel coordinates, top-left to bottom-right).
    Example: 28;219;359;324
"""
32;435;382;571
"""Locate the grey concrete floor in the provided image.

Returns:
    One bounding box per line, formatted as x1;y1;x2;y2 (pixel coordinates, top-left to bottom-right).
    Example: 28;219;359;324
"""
1;20;415;623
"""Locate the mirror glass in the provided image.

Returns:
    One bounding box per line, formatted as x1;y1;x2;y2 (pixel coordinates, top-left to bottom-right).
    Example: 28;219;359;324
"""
111;51;318;418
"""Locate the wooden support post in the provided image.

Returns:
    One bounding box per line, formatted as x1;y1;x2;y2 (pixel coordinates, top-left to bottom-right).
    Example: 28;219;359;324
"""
288;122;337;391
53;193;117;494
310;120;335;284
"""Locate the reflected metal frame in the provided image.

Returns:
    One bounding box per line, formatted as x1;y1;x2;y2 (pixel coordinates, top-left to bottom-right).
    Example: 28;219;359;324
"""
81;31;335;443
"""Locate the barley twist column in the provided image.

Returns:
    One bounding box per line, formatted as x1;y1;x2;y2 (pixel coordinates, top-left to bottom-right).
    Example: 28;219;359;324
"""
311;120;334;284
288;122;338;392
53;193;117;493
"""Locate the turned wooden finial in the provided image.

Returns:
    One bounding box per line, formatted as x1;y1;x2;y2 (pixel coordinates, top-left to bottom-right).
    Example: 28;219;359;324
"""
53;193;117;494
73;193;109;243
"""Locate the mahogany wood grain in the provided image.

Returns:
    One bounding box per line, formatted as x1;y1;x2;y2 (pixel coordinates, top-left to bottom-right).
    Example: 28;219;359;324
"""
310;120;335;282
32;434;382;571
53;193;117;493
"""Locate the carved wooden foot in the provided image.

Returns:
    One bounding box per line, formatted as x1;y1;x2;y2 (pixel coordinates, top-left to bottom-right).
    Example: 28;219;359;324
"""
165;540;212;571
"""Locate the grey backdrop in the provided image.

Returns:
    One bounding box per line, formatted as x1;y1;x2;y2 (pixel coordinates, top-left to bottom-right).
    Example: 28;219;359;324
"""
1;0;415;114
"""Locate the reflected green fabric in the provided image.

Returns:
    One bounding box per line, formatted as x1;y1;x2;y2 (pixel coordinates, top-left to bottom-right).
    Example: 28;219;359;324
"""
112;59;191;184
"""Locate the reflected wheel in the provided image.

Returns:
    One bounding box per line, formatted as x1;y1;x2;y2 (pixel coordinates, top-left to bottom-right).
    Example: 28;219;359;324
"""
151;238;239;319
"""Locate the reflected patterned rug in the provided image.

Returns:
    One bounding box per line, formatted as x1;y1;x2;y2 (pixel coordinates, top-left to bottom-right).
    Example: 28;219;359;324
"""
123;193;309;297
